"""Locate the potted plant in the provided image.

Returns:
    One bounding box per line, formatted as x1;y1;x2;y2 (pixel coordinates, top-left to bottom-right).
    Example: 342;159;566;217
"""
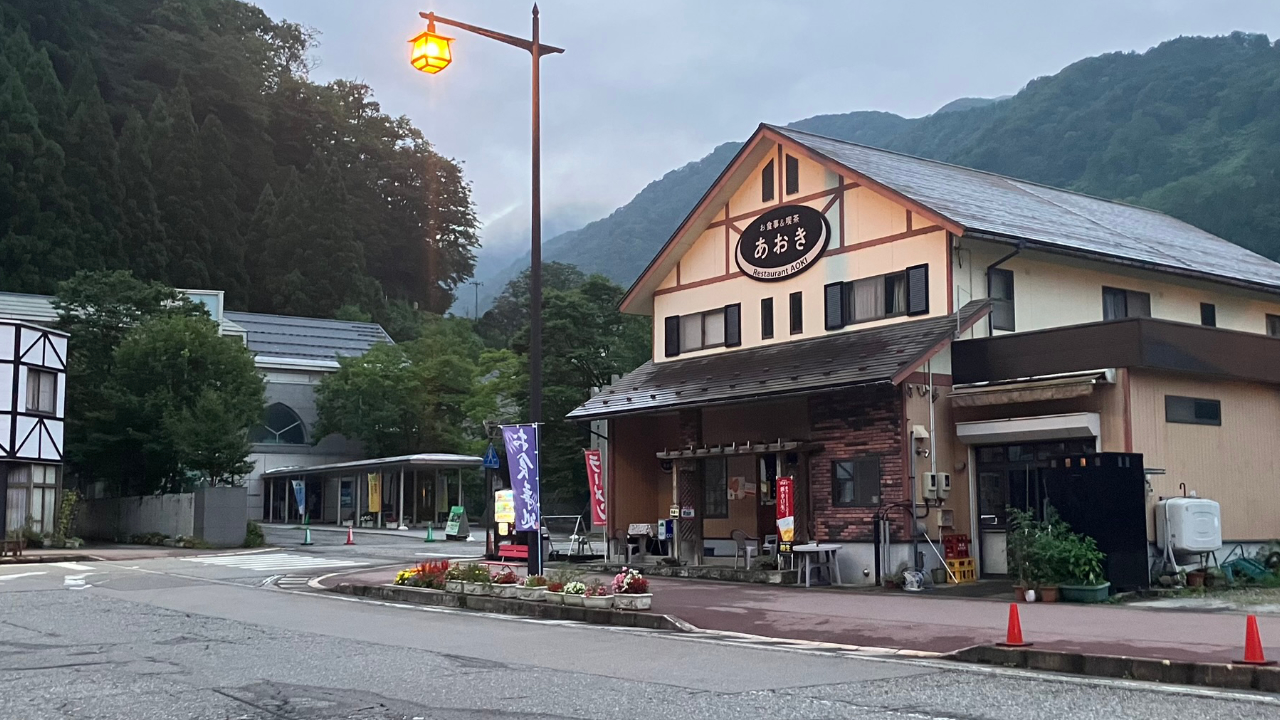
563;581;587;607
518;574;548;602
582;580;613;609
544;580;566;604
611;567;653;610
491;567;521;598
1058;533;1110;603
462;564;492;596
444;563;467;593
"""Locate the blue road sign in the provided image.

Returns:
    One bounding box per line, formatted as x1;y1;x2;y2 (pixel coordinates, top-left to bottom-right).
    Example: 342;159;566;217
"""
483;443;501;469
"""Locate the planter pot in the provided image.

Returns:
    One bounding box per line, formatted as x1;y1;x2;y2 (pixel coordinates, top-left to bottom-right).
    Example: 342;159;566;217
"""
582;595;614;609
462;582;490;596
544;591;565;605
1186;571;1205;588
614;593;653;611
1014;585;1027;602
517;586;546;602
1060;582;1111;603
444;580;464;594
564;593;585;607
491;584;519;599
1038;586;1059;603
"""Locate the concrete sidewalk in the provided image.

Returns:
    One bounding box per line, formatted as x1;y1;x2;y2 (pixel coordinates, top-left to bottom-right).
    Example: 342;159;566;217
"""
0;544;222;564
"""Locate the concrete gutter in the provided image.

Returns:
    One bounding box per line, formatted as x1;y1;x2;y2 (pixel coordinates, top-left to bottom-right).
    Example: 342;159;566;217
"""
329;583;695;633
951;645;1280;693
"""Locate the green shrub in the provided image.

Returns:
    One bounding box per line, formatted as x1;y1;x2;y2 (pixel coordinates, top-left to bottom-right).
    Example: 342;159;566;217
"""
243;520;265;548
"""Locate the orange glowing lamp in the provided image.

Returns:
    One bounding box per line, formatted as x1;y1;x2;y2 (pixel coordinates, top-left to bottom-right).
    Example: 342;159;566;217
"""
409;22;453;74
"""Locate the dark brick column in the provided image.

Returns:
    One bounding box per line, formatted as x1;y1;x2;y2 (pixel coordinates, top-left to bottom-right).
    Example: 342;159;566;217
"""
676;408;703;563
807;384;907;543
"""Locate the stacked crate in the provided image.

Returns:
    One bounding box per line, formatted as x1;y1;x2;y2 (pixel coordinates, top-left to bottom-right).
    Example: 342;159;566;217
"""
943;534;976;583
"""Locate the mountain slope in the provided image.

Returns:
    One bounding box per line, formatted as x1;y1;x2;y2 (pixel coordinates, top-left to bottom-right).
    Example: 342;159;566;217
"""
479;32;1280;307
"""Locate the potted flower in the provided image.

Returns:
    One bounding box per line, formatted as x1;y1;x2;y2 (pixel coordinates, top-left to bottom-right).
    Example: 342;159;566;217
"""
461;563;492;596
518;574;548;602
582;580;613;609
563;581;587;607
544;580;566;604
611;567;652;610
490;567;521;598
444;563;465;594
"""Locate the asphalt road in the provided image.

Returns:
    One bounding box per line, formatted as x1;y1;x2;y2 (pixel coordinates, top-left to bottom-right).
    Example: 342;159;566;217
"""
1;550;1278;719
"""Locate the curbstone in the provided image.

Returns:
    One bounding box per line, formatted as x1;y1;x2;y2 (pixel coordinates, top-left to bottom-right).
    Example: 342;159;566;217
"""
331;583;690;632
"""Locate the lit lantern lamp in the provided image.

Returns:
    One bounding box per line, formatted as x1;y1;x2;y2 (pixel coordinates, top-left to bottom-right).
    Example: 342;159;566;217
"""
409;21;453;74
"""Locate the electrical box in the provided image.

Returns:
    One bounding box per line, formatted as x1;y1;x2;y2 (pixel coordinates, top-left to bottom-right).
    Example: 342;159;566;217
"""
937;472;951;500
922;472;938;500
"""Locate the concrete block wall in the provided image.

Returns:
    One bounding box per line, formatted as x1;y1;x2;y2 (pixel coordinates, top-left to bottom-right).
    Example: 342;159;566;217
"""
76;494;195;541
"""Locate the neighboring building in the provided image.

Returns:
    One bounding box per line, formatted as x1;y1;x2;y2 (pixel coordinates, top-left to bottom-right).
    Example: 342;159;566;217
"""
0;319;68;536
569;124;1280;583
0;290;392;524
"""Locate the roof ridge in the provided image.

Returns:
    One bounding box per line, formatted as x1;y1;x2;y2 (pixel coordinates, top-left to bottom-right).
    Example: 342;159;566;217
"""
224;309;388;330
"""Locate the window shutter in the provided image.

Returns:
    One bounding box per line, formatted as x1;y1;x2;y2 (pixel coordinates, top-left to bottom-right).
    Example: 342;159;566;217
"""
723;304;741;347
824;282;846;330
664;315;681;357
906;264;929;315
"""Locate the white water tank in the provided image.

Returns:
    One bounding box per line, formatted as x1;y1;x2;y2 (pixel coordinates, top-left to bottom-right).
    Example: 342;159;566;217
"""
1155;497;1222;554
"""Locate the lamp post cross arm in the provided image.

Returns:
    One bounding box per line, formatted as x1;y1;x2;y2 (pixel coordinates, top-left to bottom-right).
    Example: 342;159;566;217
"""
420;11;564;56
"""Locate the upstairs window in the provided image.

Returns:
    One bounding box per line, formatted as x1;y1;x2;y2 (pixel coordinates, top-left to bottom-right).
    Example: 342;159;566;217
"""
761;159;775;203
1103;287;1151;320
26;369;56;415
249;403;307;444
761;298;774;339
785;154;799;195
825;265;929;330
663;305;742;357
790;292;803;334
1200;303;1216;327
988;268;1015;331
1165;396;1221;426
1268;314;1280;338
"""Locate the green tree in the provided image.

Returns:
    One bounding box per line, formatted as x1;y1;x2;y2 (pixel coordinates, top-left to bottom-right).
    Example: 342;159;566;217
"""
117;109;168;281
149;82;212;289
164;389;256;486
197;114;247;303
62;56;124;271
477;262;587;348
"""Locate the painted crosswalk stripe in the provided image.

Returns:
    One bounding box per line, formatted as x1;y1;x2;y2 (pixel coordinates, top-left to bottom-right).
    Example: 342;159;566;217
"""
53;562;95;571
180;553;365;572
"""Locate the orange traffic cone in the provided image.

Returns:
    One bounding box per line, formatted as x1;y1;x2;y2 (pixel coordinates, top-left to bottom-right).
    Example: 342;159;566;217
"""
1239;614;1276;666
344;526;356;546
997;603;1032;647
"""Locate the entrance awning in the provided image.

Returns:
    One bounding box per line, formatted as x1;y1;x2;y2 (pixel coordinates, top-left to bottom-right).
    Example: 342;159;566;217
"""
949;370;1113;408
955;412;1100;445
261;453;483;478
656;440;822;460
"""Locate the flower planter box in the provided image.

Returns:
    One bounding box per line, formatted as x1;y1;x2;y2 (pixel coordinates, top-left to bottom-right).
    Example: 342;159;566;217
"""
564;593;585;607
444;580;464;594
544;591;565;605
1060;582;1111;603
462;582;490;596
517;586;546;602
613;593;652;611
582;595;613;609
491;584;519;599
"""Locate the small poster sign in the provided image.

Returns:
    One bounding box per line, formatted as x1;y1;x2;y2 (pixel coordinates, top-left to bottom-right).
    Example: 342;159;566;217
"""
584;449;606;526
494;489;515;524
776;476;795;553
290;480;306;518
444;505;469;540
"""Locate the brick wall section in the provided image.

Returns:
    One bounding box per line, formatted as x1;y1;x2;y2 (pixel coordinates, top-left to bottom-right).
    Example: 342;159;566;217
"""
807;384;909;543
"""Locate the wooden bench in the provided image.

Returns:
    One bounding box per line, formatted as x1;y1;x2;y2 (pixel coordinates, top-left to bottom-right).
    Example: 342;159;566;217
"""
0;538;25;558
495;543;529;562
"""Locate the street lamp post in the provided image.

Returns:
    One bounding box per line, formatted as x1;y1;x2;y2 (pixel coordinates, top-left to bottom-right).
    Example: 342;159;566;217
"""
412;5;562;575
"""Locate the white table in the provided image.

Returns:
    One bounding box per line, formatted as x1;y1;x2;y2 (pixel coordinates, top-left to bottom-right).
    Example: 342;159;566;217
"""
792;543;842;587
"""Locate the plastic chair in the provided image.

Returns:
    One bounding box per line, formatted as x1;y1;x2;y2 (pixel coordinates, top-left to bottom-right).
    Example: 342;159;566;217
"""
732;529;759;569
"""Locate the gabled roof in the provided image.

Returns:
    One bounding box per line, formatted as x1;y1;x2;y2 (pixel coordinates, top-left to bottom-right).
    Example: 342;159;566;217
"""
568;300;990;420
224;311;392;364
622;124;1280;313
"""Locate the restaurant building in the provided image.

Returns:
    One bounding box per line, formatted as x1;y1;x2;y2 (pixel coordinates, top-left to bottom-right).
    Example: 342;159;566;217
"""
568;124;1280;583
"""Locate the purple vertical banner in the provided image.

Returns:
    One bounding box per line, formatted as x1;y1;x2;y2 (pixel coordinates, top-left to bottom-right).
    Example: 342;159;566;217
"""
501;424;541;532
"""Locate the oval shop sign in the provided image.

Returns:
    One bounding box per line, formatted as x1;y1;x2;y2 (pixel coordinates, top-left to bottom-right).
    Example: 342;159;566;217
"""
735;204;830;281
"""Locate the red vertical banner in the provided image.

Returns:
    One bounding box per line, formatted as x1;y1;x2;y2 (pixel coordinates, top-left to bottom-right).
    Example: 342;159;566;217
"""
776;475;794;553
584;449;606;526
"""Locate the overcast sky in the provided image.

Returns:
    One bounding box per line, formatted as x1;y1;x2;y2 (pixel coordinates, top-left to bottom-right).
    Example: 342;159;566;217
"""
252;0;1280;280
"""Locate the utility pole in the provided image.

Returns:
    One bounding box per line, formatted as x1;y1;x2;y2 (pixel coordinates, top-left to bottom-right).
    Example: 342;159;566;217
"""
468;280;484;320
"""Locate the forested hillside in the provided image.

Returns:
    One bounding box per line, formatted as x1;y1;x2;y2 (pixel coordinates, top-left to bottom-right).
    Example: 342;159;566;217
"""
0;0;478;321
481;32;1280;300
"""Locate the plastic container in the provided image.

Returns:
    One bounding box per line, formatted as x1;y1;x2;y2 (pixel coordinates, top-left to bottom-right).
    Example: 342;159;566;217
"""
1155;497;1222;554
1060;582;1111;603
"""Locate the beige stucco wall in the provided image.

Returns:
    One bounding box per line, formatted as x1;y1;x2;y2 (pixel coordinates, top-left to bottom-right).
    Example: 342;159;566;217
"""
953;240;1280;339
1129;370;1280;542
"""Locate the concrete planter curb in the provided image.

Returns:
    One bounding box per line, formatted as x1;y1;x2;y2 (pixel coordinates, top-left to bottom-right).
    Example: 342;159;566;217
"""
950;645;1280;693
591;563;797;585
331;583;691;632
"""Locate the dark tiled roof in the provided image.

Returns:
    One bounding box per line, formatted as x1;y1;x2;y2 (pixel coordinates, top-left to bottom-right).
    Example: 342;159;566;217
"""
568;301;989;420
773;125;1280;294
224;311;392;363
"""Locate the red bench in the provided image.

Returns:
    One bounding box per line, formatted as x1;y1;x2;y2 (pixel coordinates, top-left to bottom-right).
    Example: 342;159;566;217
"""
496;544;529;561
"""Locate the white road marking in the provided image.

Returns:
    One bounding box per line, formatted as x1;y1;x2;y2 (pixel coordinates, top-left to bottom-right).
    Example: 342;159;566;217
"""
180;553;366;572
52;562;95;571
0;571;46;581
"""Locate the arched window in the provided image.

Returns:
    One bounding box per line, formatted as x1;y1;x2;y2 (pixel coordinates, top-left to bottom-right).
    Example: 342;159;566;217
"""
249;403;307;445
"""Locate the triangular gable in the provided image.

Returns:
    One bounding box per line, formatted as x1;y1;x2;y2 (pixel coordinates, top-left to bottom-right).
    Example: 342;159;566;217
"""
621;124;966;315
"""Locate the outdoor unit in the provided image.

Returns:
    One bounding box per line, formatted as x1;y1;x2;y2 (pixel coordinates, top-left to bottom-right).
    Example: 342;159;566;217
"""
1155;497;1222;555
937;472;951;500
